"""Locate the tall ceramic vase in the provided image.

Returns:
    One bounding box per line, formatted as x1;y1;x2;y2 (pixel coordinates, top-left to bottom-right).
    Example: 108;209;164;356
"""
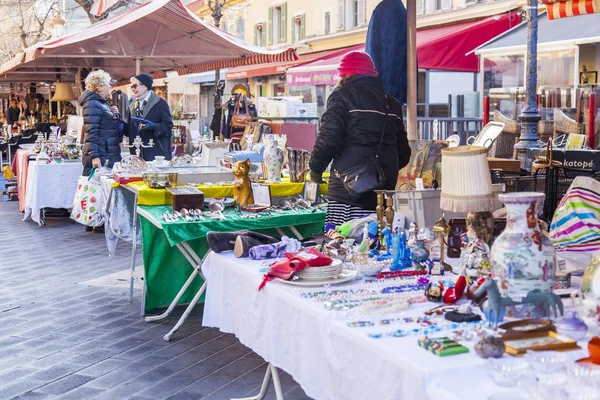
264;138;284;184
491;192;555;318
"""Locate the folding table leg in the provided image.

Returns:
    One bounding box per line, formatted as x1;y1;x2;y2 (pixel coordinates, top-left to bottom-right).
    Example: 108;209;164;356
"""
232;363;284;400
144;265;200;323
163;280;207;341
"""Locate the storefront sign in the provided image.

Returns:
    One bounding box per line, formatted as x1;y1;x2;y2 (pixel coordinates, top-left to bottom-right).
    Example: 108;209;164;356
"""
530;149;600;173
287;70;339;87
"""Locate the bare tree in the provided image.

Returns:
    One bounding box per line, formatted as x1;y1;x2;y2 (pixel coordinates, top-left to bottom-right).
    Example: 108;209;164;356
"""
0;0;58;61
71;0;143;24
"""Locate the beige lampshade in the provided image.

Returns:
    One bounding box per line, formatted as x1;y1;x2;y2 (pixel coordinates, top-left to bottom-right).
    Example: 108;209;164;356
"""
440;145;495;213
51;82;77;102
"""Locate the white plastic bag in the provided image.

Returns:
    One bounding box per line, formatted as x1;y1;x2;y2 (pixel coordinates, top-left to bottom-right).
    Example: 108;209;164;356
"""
70;168;106;227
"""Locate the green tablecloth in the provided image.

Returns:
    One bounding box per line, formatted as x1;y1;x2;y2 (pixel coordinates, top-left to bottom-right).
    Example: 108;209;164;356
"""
138;206;326;313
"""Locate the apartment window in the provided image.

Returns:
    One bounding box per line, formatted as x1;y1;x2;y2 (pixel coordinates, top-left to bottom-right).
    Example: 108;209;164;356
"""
417;0;424;15
292;14;305;43
324;11;331;34
237;16;244;39
338;0;365;31
433;0;452;11
255;23;266;46
268;3;287;45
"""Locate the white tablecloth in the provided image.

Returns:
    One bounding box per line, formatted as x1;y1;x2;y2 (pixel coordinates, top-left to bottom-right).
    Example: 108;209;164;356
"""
201;253;494;400
23;161;83;225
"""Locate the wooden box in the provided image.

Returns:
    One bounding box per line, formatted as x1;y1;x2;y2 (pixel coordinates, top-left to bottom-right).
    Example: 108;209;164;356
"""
488;157;521;173
166;187;205;211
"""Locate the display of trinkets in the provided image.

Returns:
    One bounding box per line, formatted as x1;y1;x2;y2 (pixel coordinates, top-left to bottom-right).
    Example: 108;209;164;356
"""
425;281;445;302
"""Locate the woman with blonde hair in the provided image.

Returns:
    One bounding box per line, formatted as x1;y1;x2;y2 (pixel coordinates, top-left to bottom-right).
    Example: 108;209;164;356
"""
79;70;122;176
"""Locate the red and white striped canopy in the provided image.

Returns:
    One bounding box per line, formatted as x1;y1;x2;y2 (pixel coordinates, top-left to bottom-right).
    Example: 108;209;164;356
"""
540;0;600;20
0;0;297;83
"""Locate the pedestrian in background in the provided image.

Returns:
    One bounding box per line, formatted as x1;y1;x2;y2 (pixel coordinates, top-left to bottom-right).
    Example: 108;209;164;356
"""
309;51;411;226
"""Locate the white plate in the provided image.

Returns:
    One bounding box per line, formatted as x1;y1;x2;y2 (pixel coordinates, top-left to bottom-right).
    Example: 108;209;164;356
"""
275;269;358;287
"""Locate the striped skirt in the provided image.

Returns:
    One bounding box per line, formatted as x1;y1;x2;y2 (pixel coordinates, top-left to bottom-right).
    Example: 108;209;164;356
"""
325;200;375;226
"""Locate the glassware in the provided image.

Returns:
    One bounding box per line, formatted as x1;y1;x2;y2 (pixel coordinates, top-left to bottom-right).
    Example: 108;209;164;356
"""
524;350;569;374
487;357;529;386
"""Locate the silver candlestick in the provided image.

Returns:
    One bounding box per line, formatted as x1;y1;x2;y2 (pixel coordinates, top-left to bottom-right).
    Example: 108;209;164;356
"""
128;135;154;157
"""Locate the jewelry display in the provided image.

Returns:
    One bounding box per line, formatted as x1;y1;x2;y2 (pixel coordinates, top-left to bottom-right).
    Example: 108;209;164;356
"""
376;270;427;279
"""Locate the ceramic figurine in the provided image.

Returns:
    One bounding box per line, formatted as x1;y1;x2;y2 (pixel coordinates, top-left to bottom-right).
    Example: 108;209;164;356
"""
407;222;417;250
473;276;517;329
359;223;370;253
555;311;588;341
425;281;444;302
491;192;557;318
411;240;430;266
474;334;505;359
376;227;393;261
232;159;254;207
390;231;412;271
263;137;284;183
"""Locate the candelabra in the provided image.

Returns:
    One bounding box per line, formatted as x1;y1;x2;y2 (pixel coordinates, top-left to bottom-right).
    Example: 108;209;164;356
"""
128;135;154;157
375;190;385;250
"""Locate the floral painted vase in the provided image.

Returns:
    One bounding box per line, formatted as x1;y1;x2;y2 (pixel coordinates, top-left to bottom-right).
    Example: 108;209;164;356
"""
263;137;284;184
491;192;555;315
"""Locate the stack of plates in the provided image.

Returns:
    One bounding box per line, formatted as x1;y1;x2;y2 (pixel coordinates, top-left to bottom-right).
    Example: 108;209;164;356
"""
294;260;343;281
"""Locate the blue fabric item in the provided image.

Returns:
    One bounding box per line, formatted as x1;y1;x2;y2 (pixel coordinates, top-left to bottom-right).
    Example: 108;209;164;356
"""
368;221;378;238
365;0;408;104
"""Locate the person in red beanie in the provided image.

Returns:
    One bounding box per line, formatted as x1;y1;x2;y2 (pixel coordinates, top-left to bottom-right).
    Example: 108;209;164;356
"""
309;51;411;226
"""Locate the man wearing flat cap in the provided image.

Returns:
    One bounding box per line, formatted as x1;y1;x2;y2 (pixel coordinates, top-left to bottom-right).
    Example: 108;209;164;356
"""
127;73;173;161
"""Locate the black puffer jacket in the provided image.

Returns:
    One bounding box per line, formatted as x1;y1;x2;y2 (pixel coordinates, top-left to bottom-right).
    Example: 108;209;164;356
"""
309;75;411;209
79;90;121;175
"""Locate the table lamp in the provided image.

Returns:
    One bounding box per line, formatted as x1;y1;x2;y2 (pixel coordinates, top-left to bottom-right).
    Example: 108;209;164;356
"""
440;146;495;251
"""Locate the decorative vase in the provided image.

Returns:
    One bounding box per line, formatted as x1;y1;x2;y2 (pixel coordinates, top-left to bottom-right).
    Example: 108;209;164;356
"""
263;138;284;184
411;239;430;265
491;192;556;318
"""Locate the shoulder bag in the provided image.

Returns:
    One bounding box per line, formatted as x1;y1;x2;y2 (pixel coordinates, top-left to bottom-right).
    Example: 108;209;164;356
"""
337;96;390;197
230;95;253;129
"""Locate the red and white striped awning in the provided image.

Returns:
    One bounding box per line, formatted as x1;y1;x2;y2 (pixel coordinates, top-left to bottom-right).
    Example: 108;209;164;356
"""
540;0;600;20
0;0;297;82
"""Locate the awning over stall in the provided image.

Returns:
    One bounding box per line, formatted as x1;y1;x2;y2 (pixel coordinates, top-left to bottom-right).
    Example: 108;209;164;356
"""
286;13;517;87
539;0;600;20
0;0;297;83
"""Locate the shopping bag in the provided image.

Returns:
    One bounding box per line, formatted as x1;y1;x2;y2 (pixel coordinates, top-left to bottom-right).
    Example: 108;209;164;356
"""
70;168;106;227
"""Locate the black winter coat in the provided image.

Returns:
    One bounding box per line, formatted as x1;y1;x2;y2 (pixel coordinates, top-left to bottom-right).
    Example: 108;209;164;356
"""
309;75;411;210
79;90;122;176
127;92;173;161
6;107;20;126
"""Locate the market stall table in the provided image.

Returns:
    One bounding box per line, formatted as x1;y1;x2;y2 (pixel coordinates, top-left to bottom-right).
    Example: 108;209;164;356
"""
23;160;82;226
12;149;36;212
137;205;326;341
200;252;591;400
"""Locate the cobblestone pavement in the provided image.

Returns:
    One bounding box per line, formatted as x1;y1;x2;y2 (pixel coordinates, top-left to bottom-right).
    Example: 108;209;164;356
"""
0;199;311;400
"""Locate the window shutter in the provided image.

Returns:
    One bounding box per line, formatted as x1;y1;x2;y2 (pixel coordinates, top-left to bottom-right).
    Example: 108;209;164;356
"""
254;24;258;45
291;17;296;43
301;14;306;40
357;0;366;26
268;7;273;45
337;0;345;30
281;3;287;43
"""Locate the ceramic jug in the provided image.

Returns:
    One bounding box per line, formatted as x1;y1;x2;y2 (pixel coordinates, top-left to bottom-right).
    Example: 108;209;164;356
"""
263;137;284;184
491;193;555;309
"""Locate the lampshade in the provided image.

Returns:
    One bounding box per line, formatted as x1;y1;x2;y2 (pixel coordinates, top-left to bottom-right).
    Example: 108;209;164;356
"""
51;82;77;102
440;146;495;213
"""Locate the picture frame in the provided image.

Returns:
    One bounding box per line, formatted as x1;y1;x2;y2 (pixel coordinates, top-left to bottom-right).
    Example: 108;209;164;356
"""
303;181;319;204
580;71;598;85
251;183;272;207
503;331;580;356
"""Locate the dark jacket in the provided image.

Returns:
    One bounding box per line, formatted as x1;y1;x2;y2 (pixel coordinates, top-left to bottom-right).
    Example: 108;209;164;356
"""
6;107;20;126
309;75;411;209
79;90;122;176
127;91;173;161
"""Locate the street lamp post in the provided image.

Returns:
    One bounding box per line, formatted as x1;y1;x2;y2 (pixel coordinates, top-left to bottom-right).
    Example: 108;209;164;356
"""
209;0;227;129
514;0;541;170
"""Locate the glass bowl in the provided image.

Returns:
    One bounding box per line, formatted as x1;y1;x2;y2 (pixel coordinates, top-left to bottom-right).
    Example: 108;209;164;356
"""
566;363;600;384
488;357;530;386
142;171;178;189
524;351;569;374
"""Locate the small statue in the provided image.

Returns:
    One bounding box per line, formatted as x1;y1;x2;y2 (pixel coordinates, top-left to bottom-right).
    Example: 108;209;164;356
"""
407;222;417;250
232;159;254;207
390;230;412;271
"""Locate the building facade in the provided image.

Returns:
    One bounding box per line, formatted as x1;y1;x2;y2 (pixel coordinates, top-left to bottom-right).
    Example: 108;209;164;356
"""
193;0;526;118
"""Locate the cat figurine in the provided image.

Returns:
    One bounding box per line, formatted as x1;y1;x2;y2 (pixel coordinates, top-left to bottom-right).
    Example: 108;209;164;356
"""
232;159;254;207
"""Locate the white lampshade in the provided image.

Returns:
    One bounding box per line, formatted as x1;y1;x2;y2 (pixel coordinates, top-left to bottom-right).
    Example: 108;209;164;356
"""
440;146;495;213
51;82;77;102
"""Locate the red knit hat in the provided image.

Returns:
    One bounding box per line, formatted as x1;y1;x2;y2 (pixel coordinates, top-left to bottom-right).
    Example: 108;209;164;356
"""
337;51;378;77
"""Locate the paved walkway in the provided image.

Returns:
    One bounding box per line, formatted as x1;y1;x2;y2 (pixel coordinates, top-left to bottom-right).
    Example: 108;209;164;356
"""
0;199;311;399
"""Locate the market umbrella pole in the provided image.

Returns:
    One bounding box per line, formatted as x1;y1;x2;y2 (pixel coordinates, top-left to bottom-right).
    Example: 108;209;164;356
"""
406;0;417;140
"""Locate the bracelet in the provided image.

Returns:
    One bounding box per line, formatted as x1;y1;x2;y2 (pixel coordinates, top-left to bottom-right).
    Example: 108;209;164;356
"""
376;270;428;279
380;282;429;294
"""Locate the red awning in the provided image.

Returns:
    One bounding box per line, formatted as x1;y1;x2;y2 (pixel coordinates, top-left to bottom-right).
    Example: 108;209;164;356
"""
225;47;352;80
286;13;518;86
0;0;297;83
540;0;600;20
